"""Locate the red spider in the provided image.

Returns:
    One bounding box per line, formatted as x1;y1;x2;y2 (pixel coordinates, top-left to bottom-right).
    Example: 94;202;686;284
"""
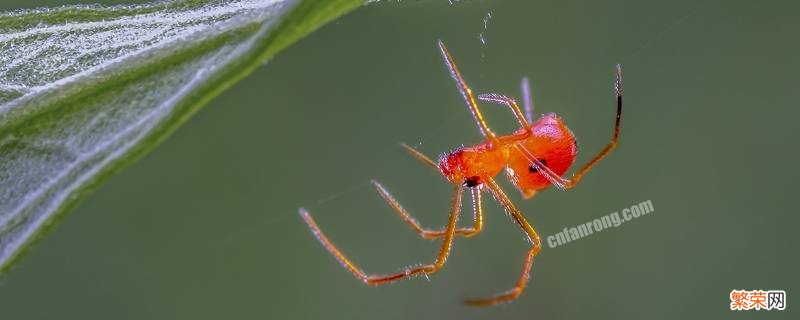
300;40;623;306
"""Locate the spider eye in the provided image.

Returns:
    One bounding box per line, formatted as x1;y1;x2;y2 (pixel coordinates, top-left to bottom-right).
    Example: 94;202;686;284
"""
464;176;481;187
528;159;547;173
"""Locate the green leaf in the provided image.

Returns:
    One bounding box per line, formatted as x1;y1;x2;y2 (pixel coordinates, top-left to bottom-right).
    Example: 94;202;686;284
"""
0;0;362;273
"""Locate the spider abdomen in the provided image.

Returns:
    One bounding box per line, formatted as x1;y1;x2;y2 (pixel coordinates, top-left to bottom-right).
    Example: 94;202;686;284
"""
506;113;578;197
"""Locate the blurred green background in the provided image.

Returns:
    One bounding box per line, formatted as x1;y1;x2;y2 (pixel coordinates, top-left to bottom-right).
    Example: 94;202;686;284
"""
0;0;797;319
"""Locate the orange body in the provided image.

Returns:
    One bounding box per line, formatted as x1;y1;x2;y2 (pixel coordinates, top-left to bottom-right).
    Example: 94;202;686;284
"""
299;40;623;307
439;112;577;198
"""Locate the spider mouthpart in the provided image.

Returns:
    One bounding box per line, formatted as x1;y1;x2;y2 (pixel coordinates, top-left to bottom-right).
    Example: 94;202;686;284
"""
464;176;481;188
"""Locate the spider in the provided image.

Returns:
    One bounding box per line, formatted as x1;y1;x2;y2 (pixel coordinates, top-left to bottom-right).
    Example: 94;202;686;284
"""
299;40;623;306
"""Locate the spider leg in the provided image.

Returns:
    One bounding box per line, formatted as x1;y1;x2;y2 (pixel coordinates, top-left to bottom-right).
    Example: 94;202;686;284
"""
437;40;496;139
477;93;530;130
562;64;623;189
464;178;541;306
512;65;623;190
387;144;482;238
400;143;438;170
299;184;463;285
521;76;535;123
373;180;482;239
466;248;537;307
